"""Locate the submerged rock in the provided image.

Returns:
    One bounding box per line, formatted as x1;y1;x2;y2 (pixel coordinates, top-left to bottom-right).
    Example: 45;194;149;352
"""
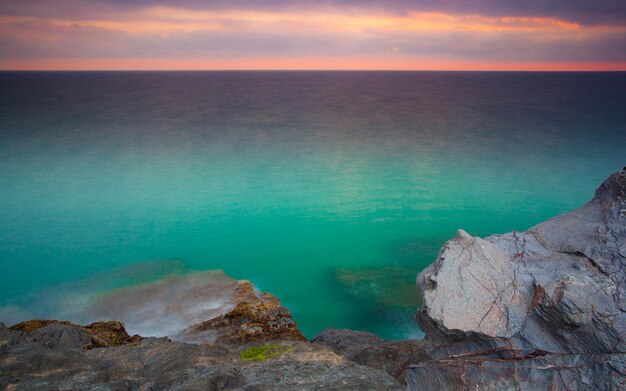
410;168;626;389
333;266;422;308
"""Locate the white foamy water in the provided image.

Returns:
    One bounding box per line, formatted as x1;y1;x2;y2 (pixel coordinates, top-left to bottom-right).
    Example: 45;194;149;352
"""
0;263;246;338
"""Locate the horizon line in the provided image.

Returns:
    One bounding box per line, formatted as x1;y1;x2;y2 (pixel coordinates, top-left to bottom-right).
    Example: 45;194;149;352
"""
2;68;626;72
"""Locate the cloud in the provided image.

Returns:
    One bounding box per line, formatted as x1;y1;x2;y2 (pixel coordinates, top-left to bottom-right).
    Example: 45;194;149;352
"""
2;11;625;60
0;1;625;69
1;0;625;26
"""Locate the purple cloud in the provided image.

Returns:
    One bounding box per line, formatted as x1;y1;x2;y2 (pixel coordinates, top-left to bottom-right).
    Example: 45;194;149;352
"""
2;0;625;25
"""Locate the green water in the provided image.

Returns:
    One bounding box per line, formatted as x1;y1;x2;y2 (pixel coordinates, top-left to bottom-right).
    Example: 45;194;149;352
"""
1;71;625;339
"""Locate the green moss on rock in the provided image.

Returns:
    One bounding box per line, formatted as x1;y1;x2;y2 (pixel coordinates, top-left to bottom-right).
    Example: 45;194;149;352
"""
240;345;294;361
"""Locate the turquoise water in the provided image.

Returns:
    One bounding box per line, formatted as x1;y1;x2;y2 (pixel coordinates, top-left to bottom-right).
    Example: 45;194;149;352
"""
1;71;625;339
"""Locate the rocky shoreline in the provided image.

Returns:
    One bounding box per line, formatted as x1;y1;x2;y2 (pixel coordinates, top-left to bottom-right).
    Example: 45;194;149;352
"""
1;169;625;390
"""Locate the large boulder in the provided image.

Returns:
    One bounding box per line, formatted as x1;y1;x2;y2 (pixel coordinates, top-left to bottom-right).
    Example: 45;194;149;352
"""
410;168;626;389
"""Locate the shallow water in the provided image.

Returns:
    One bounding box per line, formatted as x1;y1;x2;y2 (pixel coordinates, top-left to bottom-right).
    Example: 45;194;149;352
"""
1;71;625;339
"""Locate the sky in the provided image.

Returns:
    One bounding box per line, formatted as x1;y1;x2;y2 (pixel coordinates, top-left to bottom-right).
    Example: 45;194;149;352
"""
1;0;625;70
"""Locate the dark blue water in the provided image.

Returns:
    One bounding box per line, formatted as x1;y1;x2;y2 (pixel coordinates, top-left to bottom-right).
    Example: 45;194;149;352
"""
1;71;625;339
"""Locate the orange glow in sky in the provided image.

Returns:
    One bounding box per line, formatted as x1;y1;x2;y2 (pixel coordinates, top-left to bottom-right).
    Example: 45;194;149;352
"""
1;3;625;70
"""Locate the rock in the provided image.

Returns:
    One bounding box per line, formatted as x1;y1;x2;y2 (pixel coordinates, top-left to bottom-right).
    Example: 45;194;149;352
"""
236;342;403;390
312;328;384;359
177;280;306;344
353;339;430;383
5;319;141;349
312;328;430;383
418;228;536;339
407;353;626;391
30;323;92;349
411;169;626;389
9;319;72;332
1;278;402;389
82;321;142;348
0;324;402;390
333;267;422;308
0;322;9;348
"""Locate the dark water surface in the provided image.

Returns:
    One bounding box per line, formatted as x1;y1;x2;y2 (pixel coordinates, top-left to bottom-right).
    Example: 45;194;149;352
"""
1;71;625;339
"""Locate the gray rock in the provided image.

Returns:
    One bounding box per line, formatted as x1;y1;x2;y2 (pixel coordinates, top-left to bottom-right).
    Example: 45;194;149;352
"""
30;323;92;350
312;328;384;359
1;291;400;390
411;169;626;389
0;334;402;390
352;339;430;383
312;328;430;383
407;353;626;391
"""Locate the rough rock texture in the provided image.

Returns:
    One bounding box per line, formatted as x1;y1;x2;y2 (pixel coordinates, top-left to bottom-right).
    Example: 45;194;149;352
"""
312;328;430;383
1;282;402;390
177;280;307;344
0;321;402;390
407;353;625;391
410;169;626;390
8;319;142;348
312;328;384;360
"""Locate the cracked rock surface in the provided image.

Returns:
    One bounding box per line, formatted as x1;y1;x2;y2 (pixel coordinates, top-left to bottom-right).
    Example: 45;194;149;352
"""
411;168;626;390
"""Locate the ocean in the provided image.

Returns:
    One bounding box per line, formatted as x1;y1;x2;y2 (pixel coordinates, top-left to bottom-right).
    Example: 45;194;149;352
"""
1;71;625;339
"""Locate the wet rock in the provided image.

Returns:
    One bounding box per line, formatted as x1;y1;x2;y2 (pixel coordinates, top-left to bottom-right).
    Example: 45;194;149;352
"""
177;281;306;344
333;267;422;308
82;321;142;348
